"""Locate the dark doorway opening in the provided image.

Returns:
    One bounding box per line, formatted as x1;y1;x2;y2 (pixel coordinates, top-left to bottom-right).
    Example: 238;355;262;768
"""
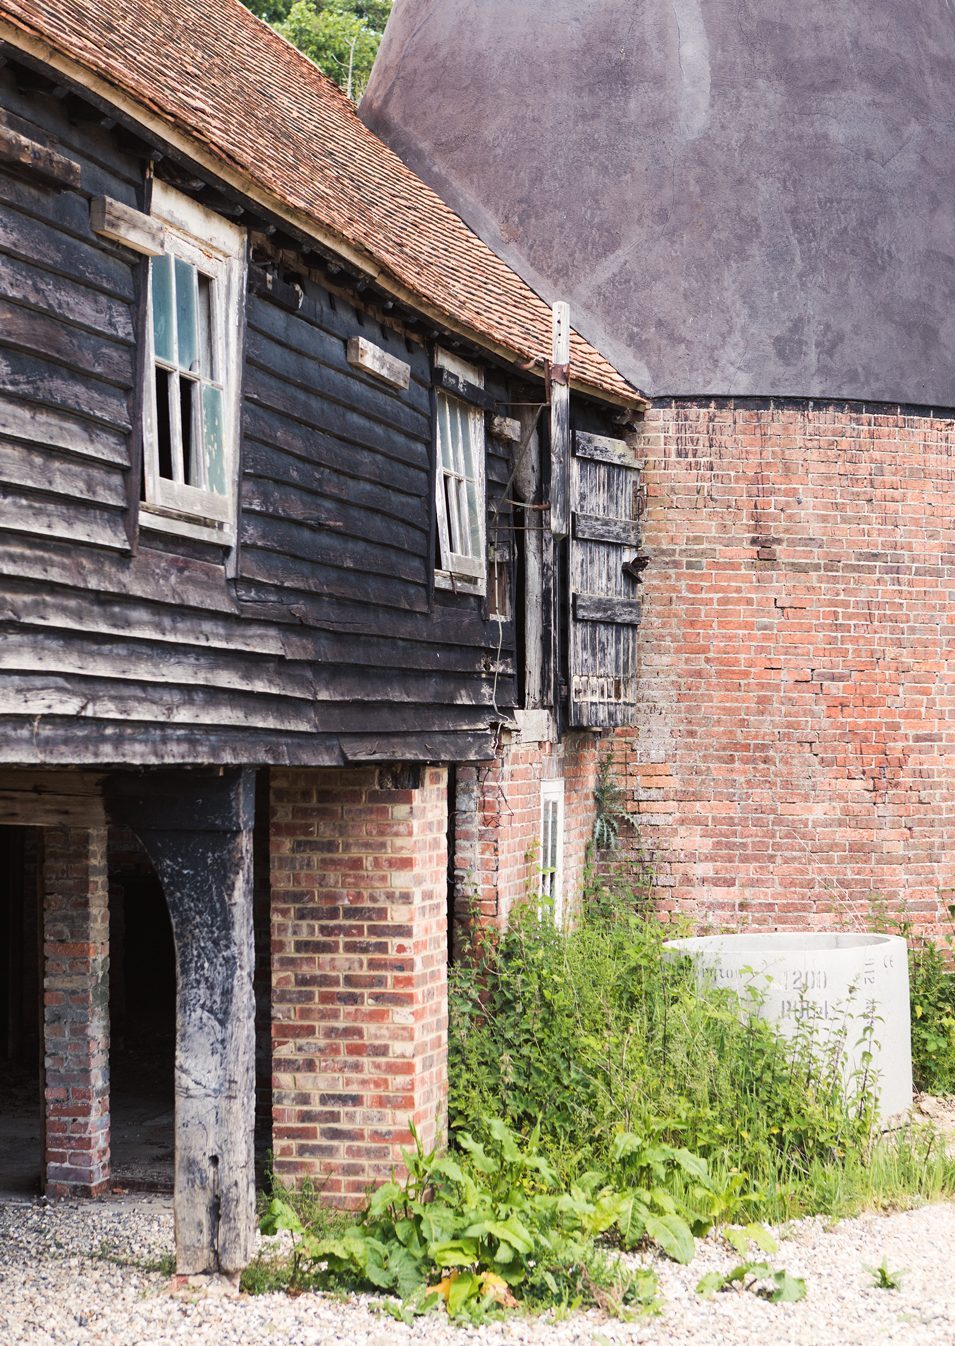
108;829;175;1191
0;826;42;1196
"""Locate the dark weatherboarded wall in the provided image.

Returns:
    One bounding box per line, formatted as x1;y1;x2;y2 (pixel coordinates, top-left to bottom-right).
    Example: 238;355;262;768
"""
0;62;516;767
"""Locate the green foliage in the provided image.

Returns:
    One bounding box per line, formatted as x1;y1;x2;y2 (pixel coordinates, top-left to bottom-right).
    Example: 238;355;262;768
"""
592;753;629;852
449;898;885;1224
865;1259;906;1290
242;0;392;99
696;1263;806;1303
904;912;955;1093
257;1119;659;1319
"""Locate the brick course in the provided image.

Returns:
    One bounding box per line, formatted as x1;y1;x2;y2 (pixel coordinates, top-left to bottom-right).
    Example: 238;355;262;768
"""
270;766;448;1203
622;400;955;935
42;827;110;1197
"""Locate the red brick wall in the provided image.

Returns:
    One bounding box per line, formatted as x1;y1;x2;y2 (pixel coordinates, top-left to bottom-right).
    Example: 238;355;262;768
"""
270;765;448;1204
453;722;607;940
42;827;110;1197
624;400;955;935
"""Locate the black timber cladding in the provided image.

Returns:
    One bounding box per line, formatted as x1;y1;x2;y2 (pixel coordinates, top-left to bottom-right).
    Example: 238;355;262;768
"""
0;63;520;766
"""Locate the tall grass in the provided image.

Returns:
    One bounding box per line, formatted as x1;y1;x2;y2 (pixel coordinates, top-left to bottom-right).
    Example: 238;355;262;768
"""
448;896;955;1223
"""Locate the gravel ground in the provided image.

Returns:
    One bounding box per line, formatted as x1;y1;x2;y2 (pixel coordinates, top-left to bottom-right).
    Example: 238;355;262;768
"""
1;1194;953;1346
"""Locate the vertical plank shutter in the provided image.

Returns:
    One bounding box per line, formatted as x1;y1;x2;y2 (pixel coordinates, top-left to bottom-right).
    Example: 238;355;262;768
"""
568;431;643;728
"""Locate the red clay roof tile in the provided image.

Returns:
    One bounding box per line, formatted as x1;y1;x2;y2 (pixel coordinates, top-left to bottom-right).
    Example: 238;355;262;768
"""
0;0;641;404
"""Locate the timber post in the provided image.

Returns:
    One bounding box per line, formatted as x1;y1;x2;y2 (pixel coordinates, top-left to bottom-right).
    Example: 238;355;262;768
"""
105;768;257;1275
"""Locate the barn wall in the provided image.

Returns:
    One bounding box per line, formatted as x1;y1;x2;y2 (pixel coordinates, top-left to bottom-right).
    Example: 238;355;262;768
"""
0;66;517;767
624;400;955;936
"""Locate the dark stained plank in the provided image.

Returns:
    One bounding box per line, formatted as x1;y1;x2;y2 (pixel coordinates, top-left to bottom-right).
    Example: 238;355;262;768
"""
0;253;135;340
242;406;428;497
0;484;128;549
240;476;427;555
0;297;133;383
0;200;135;298
238;543;428;611
0;437;128;505
0;347;132;430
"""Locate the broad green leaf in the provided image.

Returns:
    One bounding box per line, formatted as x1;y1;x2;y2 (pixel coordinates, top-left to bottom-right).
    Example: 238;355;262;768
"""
696;1271;725;1298
645;1213;696;1264
447;1269;480;1316
770;1270;807;1303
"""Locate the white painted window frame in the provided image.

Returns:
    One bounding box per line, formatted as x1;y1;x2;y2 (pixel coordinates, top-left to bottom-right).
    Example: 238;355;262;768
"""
539;777;565;926
142;180;246;543
433;349;486;594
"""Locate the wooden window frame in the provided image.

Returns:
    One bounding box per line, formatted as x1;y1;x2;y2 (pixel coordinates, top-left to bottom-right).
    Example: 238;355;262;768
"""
539;777;565;926
433;349;486;595
141;181;246;544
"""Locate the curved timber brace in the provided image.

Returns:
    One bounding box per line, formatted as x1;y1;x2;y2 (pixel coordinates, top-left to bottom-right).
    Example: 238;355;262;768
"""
105;768;256;1276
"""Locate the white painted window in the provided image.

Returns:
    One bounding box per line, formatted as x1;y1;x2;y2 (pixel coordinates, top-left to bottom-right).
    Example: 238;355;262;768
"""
434;351;486;591
540;778;565;925
142;181;245;542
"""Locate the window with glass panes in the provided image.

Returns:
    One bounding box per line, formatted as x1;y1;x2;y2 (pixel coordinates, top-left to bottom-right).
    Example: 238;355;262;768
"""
540;778;565;925
434;388;486;587
143;183;244;534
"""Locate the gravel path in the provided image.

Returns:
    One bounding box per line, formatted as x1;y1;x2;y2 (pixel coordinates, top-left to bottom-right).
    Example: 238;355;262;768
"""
1;1194;953;1346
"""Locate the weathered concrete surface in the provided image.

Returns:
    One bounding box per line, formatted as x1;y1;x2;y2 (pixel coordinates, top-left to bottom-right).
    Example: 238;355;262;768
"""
363;0;955;403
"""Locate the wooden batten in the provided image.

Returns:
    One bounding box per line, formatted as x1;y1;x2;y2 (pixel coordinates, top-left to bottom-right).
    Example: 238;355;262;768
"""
90;195;164;256
0;122;80;187
0;771;106;826
346;335;410;390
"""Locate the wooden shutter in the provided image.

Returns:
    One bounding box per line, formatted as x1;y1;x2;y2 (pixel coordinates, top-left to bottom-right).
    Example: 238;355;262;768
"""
568;431;643;728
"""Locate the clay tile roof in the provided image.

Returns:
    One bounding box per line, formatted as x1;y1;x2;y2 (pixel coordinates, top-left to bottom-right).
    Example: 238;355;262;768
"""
0;0;642;405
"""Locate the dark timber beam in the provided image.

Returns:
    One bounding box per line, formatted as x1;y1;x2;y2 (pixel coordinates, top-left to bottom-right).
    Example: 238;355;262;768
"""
105;768;256;1276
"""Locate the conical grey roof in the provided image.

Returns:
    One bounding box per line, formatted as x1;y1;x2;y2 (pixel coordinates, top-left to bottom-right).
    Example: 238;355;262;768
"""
362;0;955;403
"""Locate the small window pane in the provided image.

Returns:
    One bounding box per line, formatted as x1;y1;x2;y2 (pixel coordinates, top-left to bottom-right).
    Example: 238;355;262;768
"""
175;257;199;373
202;384;226;494
154;367;174;480
179;377;197;485
197;273;214;379
151;254;175;365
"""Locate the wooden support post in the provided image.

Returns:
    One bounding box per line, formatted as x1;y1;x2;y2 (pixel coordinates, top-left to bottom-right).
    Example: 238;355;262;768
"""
105;769;256;1276
549;301;571;539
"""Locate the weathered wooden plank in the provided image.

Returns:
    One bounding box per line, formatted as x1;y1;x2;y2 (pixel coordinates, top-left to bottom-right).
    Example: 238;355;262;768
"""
0;437;128;505
245;358;429;466
242;436;426;522
0;717;496;768
0;485;128;549
0;537;239;614
342;732;496;763
238;543;428;611
0;674;496;734
573;512;642;546
574;430;639;467
0;395;130;465
242;406;428;497
573;594;642;625
232;580;514;648
90;195;163;256
0;124;81;187
0;769;105;826
250;287;432;388
0;161;92;234
549;302;570;538
0;201;135;298
240;476;427;557
0;348;132;430
346;335;411;390
0;577;286;657
0;253;134;340
0;629;316;699
0;297;133;383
